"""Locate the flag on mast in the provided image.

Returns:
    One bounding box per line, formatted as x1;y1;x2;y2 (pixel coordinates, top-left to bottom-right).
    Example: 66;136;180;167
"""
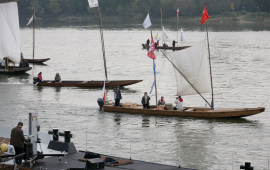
26;15;33;26
88;0;99;8
143;13;152;29
101;81;106;101
147;37;156;59
176;8;179;17
201;4;210;25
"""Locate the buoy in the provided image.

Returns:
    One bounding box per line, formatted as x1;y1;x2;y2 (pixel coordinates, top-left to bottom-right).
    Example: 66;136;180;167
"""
0;143;8;152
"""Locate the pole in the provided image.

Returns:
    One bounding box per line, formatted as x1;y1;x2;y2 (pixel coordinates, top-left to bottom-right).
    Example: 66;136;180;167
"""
160;50;211;107
160;8;162;45
177;13;179;47
98;7;108;81
206;21;214;109
150;30;158;108
260;98;270;107
32;8;35;59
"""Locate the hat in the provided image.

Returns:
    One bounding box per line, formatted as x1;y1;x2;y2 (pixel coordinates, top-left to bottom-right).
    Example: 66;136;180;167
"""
161;96;164;98
17;122;23;126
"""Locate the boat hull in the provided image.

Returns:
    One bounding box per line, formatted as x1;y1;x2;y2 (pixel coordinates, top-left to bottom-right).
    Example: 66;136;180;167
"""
103;104;265;118
25;58;50;63
0;67;32;73
142;44;190;50
36;80;143;87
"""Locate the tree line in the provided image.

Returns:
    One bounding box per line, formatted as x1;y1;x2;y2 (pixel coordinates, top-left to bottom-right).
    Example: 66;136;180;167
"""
12;0;270;19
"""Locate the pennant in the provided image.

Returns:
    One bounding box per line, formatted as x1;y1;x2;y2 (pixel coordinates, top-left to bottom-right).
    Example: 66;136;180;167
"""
153;59;156;75
143;13;152;29
154;34;161;41
201;4;210;25
147;37;156;59
101;81;105;101
26;15;33;26
88;0;99;8
176;8;179;17
150;81;155;94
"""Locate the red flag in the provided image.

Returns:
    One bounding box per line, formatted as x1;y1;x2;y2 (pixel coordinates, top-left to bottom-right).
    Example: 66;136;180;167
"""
147;37;156;59
201;4;210;25
176;8;179;17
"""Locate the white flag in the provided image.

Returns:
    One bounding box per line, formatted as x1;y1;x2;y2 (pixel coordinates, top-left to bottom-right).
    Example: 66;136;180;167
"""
143;13;152;29
88;0;99;8
180;28;189;44
26;15;33;26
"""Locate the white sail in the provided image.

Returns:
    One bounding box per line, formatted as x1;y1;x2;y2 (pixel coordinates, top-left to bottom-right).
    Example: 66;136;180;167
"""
168;40;211;96
0;2;20;63
180;28;189;44
162;27;172;42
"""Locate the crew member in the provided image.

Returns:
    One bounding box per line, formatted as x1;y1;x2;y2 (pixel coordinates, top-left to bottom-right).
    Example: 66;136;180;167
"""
10;122;29;165
37;72;43;82
1;58;5;69
53;73;61;83
174;96;183;110
146;39;150;46
114;85;122;106
172;40;177;47
141;92;150;109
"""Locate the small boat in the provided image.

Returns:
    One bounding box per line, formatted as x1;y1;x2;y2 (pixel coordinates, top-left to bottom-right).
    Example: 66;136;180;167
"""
25;58;50;63
24;8;50;63
34;3;142;88
0;1;32;74
35;80;143;87
103;104;265;118
142;44;189;50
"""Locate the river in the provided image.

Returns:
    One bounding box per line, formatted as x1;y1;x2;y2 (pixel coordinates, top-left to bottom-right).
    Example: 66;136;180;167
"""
0;20;270;170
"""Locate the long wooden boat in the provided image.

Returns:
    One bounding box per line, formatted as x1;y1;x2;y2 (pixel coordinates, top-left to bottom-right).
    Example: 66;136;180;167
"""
35;80;143;87
142;44;190;50
25;58;50;63
103;104;265;118
0;66;32;73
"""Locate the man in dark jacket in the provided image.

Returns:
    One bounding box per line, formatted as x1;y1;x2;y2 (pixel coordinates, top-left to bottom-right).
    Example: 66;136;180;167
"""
10;122;29;165
114;85;122;106
141;92;151;109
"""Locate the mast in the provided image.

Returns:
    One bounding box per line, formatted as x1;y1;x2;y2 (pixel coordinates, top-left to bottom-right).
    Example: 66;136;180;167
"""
98;6;108;81
32;8;35;59
160;8;162;45
206;21;214;109
177;9;179;47
160;50;212;107
150;30;158;108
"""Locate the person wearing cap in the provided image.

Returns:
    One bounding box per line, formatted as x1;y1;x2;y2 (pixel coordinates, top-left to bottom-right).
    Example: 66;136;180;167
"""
158;96;166;105
37;72;43;82
53;73;61;83
141;92;151;109
174;96;184;110
114;85;122;106
10;122;29;165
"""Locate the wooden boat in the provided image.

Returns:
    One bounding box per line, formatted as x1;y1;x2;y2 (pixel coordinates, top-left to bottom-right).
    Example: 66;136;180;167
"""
35;80;143;87
103;104;265;118
34;4;142;88
0;66;32;73
24;8;50;63
0;1;32;74
142;44;190;50
25;58;50;63
103;38;265;118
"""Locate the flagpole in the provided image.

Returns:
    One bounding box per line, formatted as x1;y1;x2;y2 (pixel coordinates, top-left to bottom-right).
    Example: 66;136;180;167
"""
177;10;179;47
160;50;212;107
160;8;163;45
32;8;35;59
205;21;214;110
98;6;108;81
150;30;158;108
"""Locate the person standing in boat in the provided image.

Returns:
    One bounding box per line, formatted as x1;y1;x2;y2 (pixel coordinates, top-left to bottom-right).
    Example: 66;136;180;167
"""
1;58;5;69
37;72;43;82
114;85;122;107
172;40;177;47
146;39;150;46
158;96;165;105
174;96;183;110
141;92;150;109
10;122;29;165
53;73;61;83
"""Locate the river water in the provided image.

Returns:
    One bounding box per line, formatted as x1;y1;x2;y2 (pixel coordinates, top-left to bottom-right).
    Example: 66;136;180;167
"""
0;20;270;170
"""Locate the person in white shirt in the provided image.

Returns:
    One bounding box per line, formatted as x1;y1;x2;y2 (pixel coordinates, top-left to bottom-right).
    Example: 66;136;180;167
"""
174;96;183;110
1;58;6;68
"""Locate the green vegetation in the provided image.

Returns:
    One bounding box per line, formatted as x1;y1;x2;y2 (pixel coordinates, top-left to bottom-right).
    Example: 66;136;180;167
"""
1;0;270;21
